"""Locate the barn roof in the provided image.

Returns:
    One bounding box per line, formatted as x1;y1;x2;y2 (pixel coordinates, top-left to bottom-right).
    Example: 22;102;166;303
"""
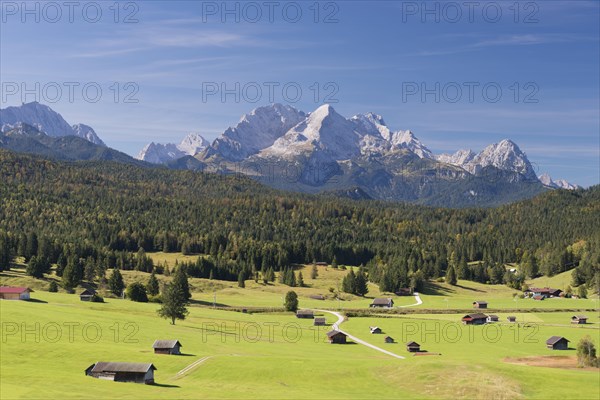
326;330;346;338
572;315;588;320
80;289;96;296
90;362;156;373
372;298;393;305
546;336;569;345
297;309;314;314
473;301;487;304
0;287;33;294
314;317;326;322
152;340;182;349
462;313;488;319
406;341;420;346
488;315;499;318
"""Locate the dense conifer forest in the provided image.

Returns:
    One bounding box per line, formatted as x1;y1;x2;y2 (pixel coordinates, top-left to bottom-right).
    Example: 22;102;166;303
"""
0;150;598;292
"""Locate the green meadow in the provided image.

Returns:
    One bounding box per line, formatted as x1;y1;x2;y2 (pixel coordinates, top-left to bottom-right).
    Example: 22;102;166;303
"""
1;262;599;399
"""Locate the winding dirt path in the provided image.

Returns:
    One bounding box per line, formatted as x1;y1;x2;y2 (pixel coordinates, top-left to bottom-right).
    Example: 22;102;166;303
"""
316;309;405;360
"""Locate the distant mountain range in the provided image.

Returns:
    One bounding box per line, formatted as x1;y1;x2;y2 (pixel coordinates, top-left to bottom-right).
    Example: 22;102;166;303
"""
0;102;105;145
0;102;581;207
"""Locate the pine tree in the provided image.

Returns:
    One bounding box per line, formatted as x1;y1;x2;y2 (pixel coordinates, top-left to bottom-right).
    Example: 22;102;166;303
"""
0;233;12;271
238;271;246;288
297;271;305;287
147;271;160;296
578;285;588;299
109;268;125;296
311;263;318;279
342;269;356;294
446;265;457;285
331;256;338;269
172;267;191;303
158;284;189;325
84;257;96;282
25;232;38;261
355;268;369;296
26;256;50;279
48;280;58;292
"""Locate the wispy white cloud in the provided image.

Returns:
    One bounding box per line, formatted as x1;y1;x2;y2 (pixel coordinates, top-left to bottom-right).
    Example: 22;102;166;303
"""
415;33;599;56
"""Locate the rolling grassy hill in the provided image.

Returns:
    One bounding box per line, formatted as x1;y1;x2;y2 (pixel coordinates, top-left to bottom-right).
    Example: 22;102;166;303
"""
1;285;598;399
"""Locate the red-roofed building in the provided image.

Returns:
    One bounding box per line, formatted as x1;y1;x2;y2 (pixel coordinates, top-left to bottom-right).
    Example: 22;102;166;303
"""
0;287;33;300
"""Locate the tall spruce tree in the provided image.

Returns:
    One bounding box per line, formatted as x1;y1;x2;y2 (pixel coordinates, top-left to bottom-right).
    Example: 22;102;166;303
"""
147;271;160;296
109;268;125;296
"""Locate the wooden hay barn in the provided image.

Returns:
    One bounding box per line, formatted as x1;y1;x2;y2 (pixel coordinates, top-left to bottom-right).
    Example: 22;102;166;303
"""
85;362;156;384
369;326;382;334
152;340;182;355
507;316;517;323
546;336;569;350
314;317;326;326
395;288;413;296
0;287;33;300
326;330;347;344
296;309;314;319
370;298;394;308
571;315;588;324
385;336;394;343
486;315;499;323
472;301;488;309
461;313;488;325
79;289;97;301
406;341;420;352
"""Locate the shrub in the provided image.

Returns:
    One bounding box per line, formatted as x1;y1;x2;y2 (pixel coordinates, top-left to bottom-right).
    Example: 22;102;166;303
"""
48;281;58;292
148;294;163;303
126;282;148;302
90;294;104;303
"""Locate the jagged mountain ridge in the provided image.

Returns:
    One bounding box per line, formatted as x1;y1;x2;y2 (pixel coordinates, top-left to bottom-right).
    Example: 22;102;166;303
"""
136;133;209;164
132;103;577;206
0;122;141;165
0;102;106;146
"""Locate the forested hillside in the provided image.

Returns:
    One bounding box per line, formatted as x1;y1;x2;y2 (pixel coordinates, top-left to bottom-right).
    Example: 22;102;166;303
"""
0;150;598;292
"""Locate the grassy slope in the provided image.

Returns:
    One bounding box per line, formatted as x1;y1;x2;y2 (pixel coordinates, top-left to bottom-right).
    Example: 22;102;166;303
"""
0;291;423;399
417;279;598;310
527;270;577;291
1;291;598;399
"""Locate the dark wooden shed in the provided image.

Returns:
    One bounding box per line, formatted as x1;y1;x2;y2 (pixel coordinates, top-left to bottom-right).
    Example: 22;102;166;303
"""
461;313;488;325
472;301;488;309
546;336;570;350
326;330;347;344
152;339;182;355
85;362;156;384
406;341;420;352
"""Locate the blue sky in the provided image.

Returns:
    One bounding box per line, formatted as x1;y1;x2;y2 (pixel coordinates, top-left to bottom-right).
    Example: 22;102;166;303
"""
1;0;598;186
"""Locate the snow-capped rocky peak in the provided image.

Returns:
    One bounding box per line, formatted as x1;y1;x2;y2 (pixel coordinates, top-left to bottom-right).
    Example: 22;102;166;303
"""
538;173;580;190
136;133;210;164
351;112;392;140
437;149;476;165
0;102;106;145
1;101;75;137
389;130;434;159
178;132;209;155
203;103;306;161
72;123;106;146
463;139;537;179
263;104;363;160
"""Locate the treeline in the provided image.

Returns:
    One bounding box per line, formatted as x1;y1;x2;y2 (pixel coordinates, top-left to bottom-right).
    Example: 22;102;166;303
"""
0;150;598;293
